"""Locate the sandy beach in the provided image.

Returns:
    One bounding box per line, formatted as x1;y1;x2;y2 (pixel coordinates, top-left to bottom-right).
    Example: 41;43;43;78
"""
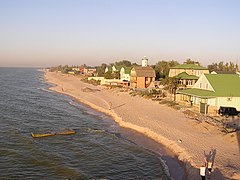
45;71;240;179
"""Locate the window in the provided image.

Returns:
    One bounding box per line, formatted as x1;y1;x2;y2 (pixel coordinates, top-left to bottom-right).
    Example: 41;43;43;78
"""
189;80;192;85
205;83;208;90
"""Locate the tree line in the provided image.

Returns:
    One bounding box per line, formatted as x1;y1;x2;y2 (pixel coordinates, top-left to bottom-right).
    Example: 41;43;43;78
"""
48;59;239;80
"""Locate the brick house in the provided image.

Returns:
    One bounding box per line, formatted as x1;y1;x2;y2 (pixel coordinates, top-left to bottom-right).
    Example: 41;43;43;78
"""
130;57;156;88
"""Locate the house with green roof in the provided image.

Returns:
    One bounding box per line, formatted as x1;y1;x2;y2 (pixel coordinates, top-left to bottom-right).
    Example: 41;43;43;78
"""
177;74;240;114
169;63;209;88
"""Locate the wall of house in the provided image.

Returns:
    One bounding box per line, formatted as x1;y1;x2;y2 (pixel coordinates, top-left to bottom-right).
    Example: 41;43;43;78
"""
216;97;240;110
193;74;214;91
137;77;146;88
120;68;130;81
120;74;130;81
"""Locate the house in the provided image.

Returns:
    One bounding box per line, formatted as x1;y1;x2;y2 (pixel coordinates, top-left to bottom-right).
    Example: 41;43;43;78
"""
105;65;132;82
84;66;97;76
130;56;156;89
120;67;131;82
71;66;84;74
177;74;240;114
105;65;117;73
169;63;209;88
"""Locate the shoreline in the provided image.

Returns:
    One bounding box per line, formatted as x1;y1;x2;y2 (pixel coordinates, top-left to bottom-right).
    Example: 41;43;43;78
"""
44;71;240;180
71;94;185;179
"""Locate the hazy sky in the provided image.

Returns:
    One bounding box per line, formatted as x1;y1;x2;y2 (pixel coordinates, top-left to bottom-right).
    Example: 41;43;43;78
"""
1;0;240;67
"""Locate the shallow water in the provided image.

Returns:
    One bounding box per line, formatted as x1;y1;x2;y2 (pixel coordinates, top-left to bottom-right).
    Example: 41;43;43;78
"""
0;68;171;179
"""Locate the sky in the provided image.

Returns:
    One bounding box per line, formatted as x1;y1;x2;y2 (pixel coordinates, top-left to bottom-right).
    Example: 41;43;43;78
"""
0;0;240;67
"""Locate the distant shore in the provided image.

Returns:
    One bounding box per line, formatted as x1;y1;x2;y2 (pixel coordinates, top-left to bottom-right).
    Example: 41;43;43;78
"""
45;71;240;180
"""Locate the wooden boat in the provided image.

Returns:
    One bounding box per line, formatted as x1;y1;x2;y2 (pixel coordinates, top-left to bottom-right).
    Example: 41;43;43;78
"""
56;129;76;135
31;132;55;138
31;128;76;138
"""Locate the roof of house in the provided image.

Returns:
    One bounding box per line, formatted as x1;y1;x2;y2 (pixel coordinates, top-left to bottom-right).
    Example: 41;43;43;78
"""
205;74;240;96
131;66;156;77
123;66;132;74
171;63;208;70
175;72;199;80
177;74;240;97
177;88;216;98
106;65;118;72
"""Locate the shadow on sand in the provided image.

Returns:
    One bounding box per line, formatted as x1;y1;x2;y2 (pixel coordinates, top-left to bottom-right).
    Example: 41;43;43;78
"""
112;103;126;110
182;158;226;180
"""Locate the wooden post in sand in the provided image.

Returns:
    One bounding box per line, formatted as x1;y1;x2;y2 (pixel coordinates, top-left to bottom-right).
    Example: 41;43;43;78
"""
109;101;112;110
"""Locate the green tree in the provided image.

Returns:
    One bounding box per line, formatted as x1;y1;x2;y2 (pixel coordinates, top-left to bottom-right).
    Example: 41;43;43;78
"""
96;63;107;76
154;60;179;79
185;58;199;65
115;60;132;67
207;61;238;72
207;63;218;72
161;77;179;101
104;71;113;79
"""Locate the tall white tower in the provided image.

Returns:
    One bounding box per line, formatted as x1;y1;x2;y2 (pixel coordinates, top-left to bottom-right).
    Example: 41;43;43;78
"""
141;56;148;67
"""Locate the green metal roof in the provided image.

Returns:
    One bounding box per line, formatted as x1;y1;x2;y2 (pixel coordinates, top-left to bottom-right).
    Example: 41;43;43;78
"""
171;64;208;70
177;88;216;98
175;72;199;80
205;74;240;96
177;74;240;97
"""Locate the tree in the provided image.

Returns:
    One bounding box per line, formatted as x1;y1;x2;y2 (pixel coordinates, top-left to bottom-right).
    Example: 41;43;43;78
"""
115;60;132;67
207;61;238;72
207;63;218;72
154;60;179;79
185;58;198;65
96;63;107;76
161;77;179;101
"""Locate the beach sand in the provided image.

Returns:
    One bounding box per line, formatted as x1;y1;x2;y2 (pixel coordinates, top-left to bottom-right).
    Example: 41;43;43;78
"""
45;72;240;179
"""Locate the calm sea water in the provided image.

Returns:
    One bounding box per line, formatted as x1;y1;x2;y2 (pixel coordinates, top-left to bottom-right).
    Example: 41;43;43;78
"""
0;68;171;179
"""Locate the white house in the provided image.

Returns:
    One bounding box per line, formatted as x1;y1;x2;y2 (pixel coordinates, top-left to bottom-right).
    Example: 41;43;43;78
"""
177;74;240;114
120;67;131;81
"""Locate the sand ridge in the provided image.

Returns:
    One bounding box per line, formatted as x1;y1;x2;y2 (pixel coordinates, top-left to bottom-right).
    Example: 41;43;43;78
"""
45;72;240;179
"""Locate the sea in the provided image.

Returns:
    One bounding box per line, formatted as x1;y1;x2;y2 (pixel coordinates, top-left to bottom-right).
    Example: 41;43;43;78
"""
0;68;174;179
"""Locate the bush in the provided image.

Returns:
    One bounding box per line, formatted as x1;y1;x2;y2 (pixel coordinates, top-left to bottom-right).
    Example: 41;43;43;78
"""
81;78;100;86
